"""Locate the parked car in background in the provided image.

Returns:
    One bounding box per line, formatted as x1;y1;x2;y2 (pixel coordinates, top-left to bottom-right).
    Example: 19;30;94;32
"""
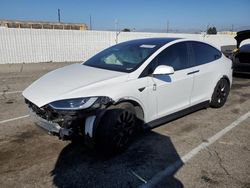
23;38;232;154
233;30;250;74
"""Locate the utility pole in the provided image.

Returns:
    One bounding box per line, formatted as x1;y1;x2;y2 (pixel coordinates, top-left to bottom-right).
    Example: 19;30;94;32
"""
167;20;169;33
206;23;210;34
58;9;61;23
115;19;119;44
89;14;92;30
115;19;118;33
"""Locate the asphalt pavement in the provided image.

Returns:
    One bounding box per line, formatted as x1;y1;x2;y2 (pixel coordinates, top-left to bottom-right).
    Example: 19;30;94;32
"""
0;62;249;188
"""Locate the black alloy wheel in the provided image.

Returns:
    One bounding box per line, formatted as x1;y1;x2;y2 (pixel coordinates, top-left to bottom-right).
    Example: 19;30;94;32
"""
95;103;137;155
210;78;230;108
112;110;136;149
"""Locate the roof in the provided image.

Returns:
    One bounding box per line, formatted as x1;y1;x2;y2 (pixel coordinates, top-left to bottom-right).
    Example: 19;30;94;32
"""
120;37;180;46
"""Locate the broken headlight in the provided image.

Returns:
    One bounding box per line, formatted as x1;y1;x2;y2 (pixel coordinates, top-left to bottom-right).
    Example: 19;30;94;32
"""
49;97;98;110
49;96;114;110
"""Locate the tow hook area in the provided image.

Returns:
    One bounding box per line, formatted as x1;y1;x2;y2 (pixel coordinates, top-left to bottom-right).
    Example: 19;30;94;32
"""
59;128;73;140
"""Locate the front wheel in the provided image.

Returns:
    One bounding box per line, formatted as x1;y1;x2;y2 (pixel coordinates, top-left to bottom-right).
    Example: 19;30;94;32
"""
95;103;136;155
210;78;230;108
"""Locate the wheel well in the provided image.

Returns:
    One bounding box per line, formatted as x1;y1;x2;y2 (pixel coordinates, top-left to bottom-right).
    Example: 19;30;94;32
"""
115;100;144;121
222;75;230;86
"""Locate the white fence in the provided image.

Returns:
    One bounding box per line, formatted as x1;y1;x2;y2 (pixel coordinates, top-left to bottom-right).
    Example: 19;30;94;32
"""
0;28;236;64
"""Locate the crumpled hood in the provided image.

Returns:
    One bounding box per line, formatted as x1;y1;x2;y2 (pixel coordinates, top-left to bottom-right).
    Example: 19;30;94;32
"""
23;64;127;107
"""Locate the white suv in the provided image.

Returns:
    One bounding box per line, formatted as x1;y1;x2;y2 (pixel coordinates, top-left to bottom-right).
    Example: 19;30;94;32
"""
23;38;232;153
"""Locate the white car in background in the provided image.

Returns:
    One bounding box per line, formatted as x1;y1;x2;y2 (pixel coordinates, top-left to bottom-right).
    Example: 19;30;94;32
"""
23;38;232;154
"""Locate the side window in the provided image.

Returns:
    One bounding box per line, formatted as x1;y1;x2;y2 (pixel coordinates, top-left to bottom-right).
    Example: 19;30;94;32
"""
139;42;189;78
156;42;189;71
191;42;222;66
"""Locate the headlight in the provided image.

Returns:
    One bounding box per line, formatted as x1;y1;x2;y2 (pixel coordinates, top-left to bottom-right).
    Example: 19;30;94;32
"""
49;97;98;110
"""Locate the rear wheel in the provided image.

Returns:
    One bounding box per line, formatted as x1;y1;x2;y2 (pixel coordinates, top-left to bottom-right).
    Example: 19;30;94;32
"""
95;103;136;155
210;78;230;108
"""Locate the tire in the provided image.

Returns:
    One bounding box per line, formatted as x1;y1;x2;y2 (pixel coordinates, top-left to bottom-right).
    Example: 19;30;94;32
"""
95;103;136;155
210;78;230;108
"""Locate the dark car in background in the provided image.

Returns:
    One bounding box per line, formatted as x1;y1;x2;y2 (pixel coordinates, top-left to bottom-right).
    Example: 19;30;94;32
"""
233;30;250;74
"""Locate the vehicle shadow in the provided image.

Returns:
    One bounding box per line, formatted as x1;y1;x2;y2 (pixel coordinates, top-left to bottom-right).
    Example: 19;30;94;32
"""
51;131;184;188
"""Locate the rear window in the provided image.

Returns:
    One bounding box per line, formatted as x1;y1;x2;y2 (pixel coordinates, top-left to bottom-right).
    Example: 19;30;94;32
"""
236;44;250;63
191;41;222;66
239;44;250;53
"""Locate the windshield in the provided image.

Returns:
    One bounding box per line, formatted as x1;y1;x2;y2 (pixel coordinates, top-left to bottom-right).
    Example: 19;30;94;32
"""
83;39;167;73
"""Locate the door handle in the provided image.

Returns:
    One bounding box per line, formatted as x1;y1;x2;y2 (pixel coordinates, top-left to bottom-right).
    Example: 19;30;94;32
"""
187;70;200;75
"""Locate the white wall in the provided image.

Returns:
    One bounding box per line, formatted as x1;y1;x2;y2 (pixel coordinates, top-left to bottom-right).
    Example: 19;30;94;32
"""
0;28;236;64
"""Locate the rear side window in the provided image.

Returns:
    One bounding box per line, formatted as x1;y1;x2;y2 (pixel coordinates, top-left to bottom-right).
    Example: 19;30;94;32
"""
154;42;189;71
191;41;222;66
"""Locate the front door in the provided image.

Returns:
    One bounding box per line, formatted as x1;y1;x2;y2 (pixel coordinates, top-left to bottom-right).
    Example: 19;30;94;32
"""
149;42;194;118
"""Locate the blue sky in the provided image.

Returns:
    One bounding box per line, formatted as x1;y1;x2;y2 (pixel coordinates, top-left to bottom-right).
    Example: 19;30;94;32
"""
0;0;249;32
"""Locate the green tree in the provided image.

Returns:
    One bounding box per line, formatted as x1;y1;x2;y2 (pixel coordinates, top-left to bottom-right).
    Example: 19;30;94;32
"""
207;27;217;35
122;28;130;32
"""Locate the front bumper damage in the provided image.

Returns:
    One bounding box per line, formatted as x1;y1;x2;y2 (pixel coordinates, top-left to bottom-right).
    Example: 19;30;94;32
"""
25;98;111;145
29;108;62;134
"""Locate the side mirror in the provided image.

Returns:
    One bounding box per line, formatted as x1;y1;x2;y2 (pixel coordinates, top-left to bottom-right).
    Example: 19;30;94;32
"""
153;65;174;75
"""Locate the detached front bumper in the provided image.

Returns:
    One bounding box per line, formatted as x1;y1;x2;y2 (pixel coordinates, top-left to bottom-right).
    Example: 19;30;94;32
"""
28;108;62;134
25;99;107;144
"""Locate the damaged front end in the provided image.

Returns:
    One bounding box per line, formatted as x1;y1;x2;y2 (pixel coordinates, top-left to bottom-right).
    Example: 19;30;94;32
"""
25;96;114;144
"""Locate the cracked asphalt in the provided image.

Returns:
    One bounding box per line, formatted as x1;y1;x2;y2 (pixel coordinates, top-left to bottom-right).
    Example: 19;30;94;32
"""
0;62;249;188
